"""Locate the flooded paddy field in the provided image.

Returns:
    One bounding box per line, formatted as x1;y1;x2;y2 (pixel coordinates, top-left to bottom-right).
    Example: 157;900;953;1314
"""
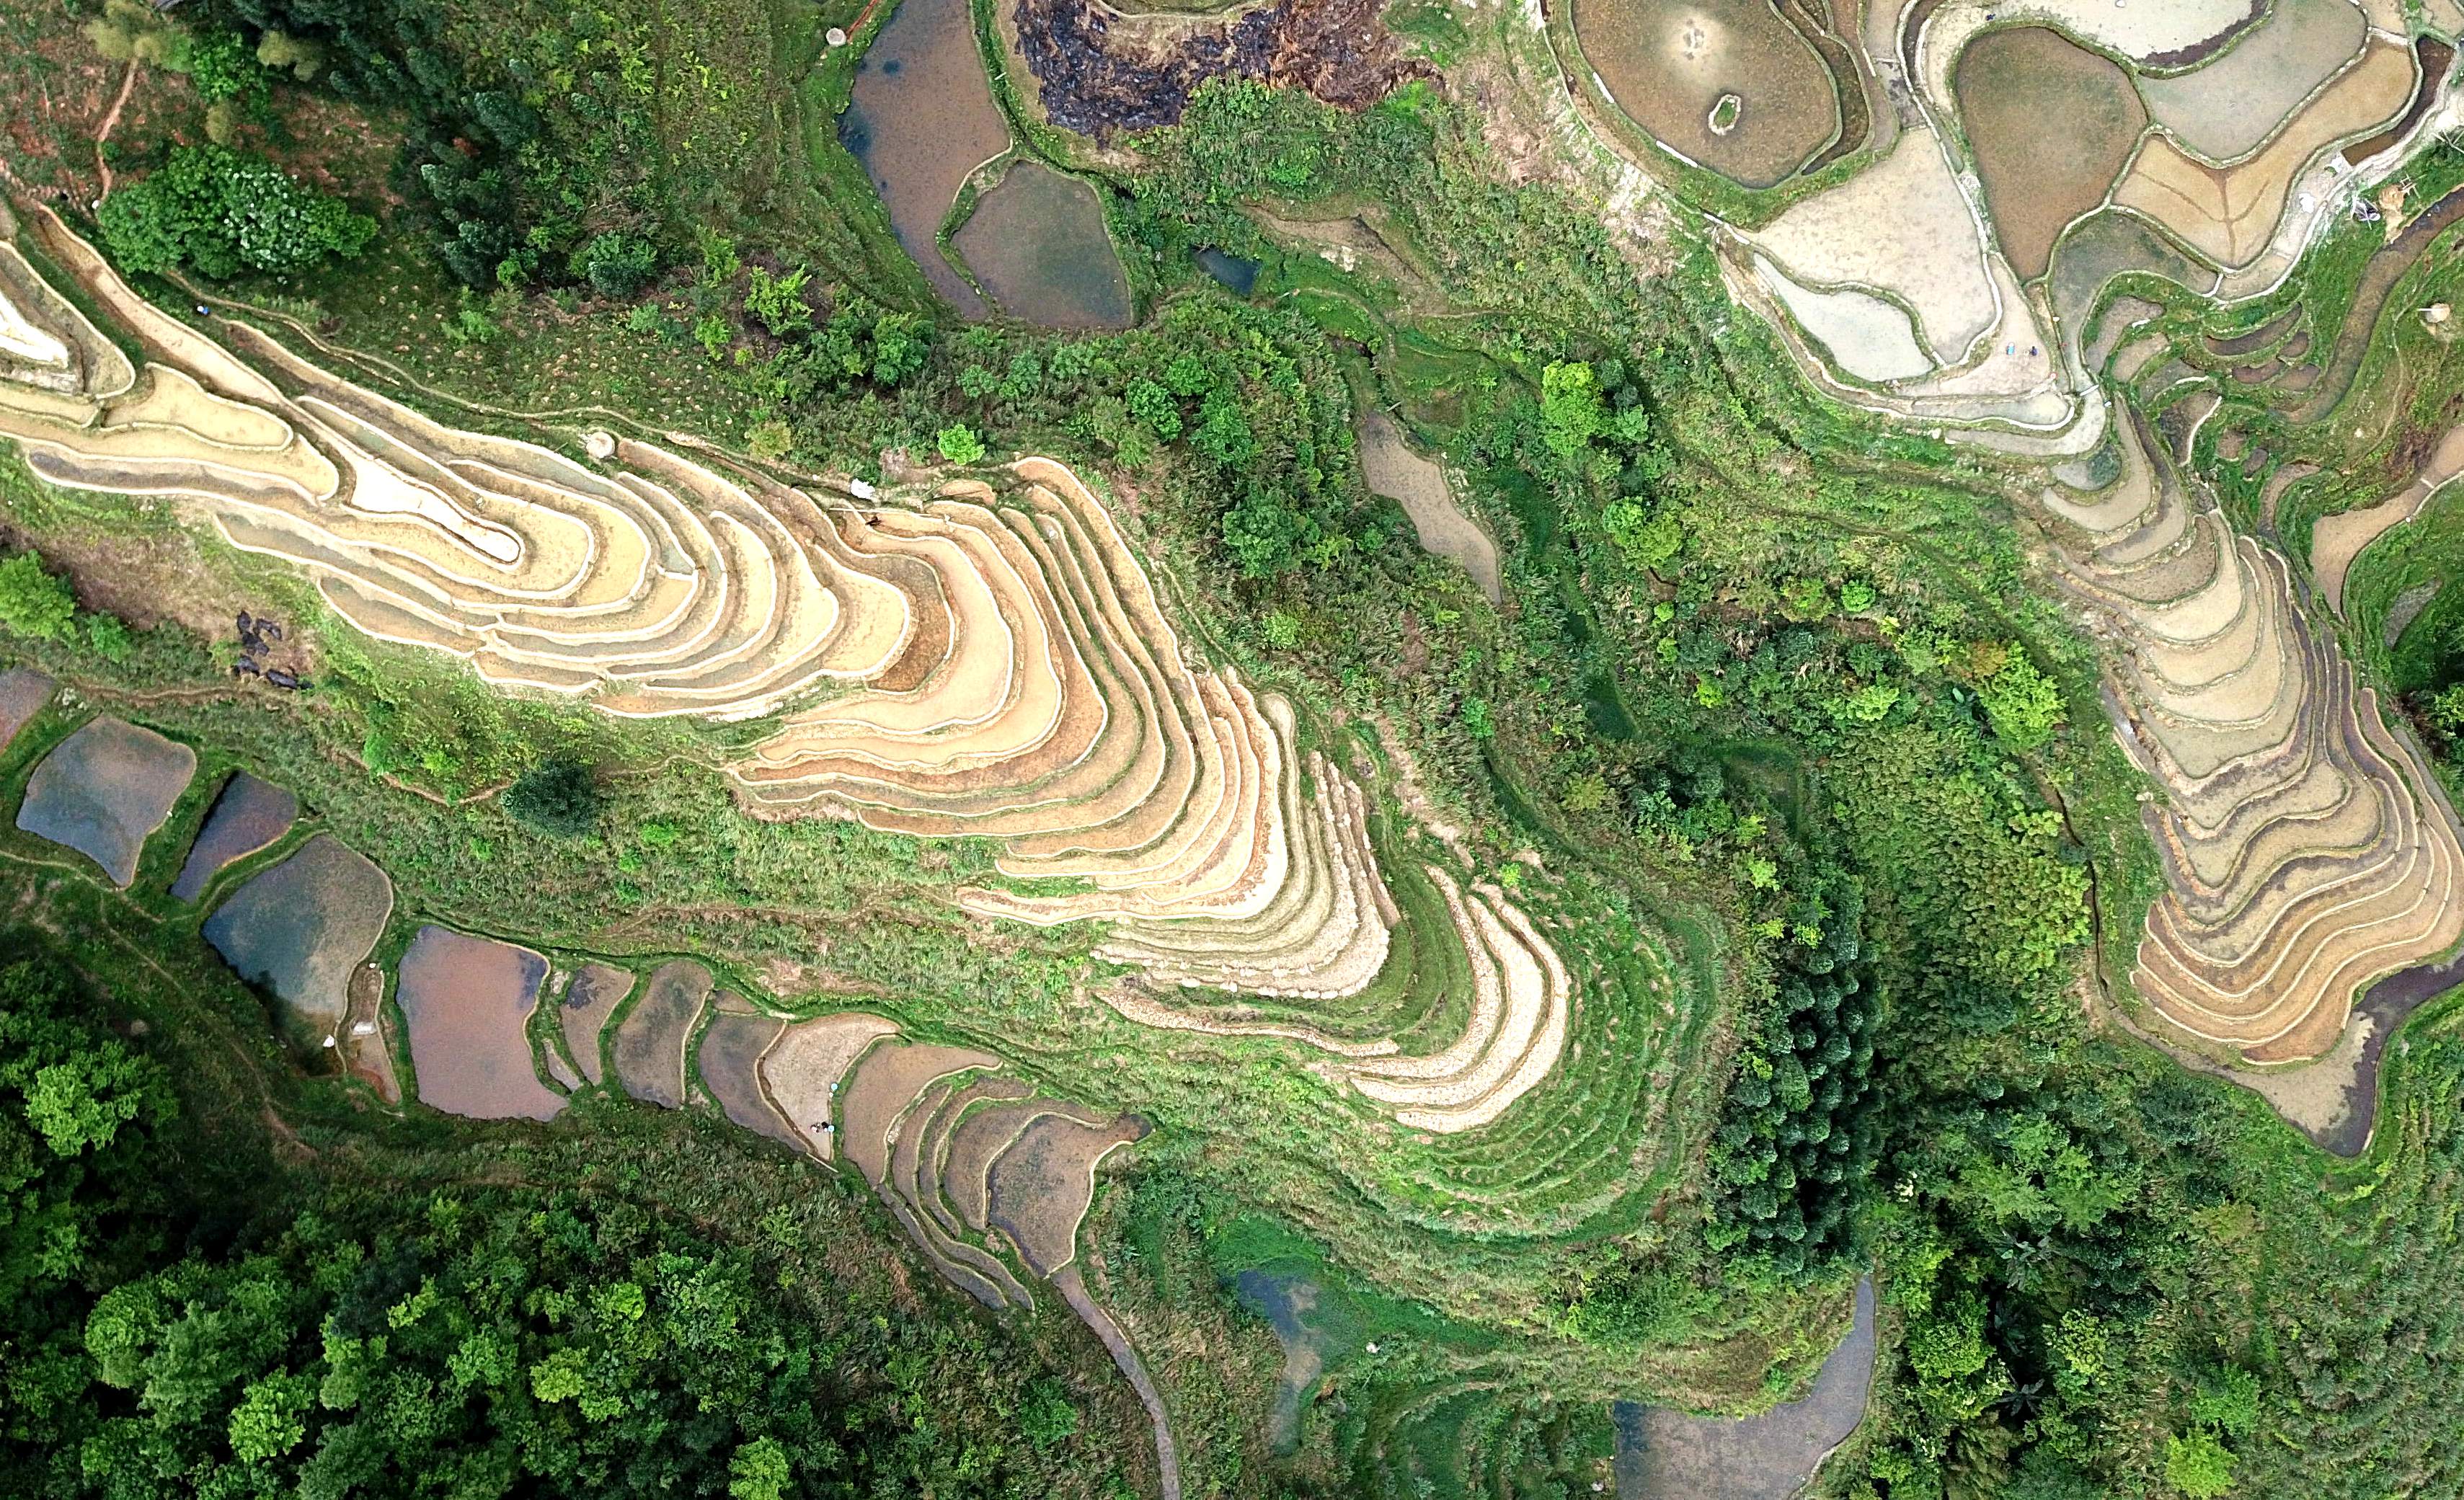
613;959;714;1109
696;994;798;1146
1616;1277;1874;1499
840;0;1009;315
203;833;394;1032
394;926;562;1122
559;962;634;1085
169;773;298;902
0;667;51;753
17;716;195;887
954;161;1133;329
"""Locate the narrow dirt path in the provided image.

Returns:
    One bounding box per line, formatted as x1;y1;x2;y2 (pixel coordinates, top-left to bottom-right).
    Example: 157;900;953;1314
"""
93;60;141;203
1054;1264;1182;1500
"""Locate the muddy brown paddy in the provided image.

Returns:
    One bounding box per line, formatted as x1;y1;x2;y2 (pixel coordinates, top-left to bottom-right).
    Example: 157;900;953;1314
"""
612;959;713;1109
954;161;1133;329
394;926;562;1122
1956;27;2145;282
1574;0;1840;188
559;962;634;1085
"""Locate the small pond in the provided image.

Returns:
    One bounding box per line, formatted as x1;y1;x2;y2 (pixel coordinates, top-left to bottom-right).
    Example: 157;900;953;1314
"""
203;833;395;1032
1195;247;1259;296
954;160;1134;329
394;925;563;1122
841;0;1009;316
170;772;298;902
17;716;196;887
1232;1267;1358;1453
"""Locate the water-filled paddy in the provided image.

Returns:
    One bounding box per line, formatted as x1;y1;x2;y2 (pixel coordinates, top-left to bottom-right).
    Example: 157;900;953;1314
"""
0;667;50;753
954;161;1134;329
17;716;196;887
560;962;634;1085
203;833;394;1031
841;0;1009;316
169;772;297;902
698;996;797;1146
2138;0;2365;164
613;959;712;1108
1956;27;2145;282
394;926;562;1122
1615;1277;1874;1498
1573;0;1839;188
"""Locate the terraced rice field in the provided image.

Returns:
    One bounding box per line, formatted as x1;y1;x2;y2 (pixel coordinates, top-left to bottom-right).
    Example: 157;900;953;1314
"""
1572;0;1840;188
0;667;50;752
1954;27;2145;282
16;717;195;887
2136;0;2365;164
202;834;395;1031
2037;414;2464;1062
557;962;633;1086
951;161;1133;329
394;926;563;1122
612;959;713;1109
2113;40;2415;270
169;772;296;902
696;992;801;1148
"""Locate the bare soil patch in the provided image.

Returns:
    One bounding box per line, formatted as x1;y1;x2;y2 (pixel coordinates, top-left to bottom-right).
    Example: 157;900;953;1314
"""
1011;0;1427;138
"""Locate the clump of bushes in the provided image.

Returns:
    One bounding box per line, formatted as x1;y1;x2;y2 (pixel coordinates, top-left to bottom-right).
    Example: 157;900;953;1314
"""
99;143;373;280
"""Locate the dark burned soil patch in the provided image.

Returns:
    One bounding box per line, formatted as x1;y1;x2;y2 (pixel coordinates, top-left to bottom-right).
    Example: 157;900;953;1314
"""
1013;0;1430;137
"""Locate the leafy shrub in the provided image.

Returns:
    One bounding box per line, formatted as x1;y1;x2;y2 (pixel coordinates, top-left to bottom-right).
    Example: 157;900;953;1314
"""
98;144;373;280
936;424;986;465
578;231;660;299
0;553;78;641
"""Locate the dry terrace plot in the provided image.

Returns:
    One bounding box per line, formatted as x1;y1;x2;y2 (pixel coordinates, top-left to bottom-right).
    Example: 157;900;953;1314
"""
394;926;562;1122
1954;27;2146;283
202;834;394;1032
758;1012;899;1162
1573;0;1841;188
1752;254;1934;383
169;773;297;903
16;717;195;888
1357;412;1501;603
